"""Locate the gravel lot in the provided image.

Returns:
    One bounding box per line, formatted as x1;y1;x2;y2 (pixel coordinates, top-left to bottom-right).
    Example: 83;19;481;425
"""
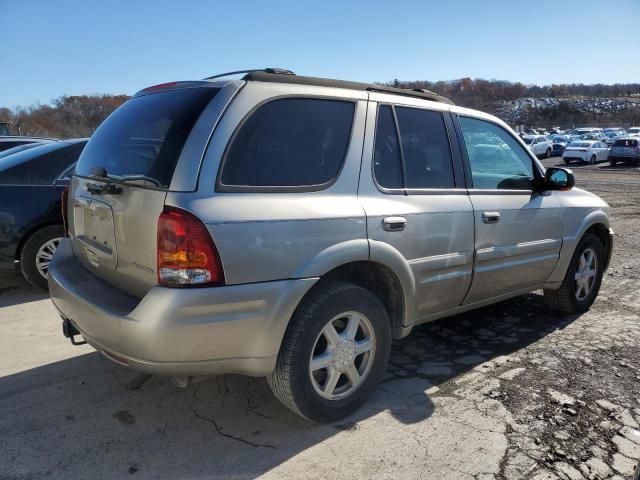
1;158;639;480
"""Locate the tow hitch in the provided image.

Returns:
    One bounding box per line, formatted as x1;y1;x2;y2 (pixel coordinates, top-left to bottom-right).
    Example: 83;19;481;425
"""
62;318;87;346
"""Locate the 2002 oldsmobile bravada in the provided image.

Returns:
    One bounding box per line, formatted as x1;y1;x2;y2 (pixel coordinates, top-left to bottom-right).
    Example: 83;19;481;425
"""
49;68;613;422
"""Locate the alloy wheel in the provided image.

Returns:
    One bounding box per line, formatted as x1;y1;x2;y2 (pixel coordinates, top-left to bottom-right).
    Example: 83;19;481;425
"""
309;311;376;400
574;247;598;301
35;238;61;279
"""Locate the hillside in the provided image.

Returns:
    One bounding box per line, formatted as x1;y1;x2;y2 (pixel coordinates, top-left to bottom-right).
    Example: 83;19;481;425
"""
2;79;640;138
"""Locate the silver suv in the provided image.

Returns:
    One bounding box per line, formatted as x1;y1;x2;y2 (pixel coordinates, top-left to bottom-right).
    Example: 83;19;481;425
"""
49;69;613;422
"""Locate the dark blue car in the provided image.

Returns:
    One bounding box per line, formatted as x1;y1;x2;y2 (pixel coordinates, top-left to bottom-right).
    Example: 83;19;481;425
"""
0;139;87;288
551;135;571;156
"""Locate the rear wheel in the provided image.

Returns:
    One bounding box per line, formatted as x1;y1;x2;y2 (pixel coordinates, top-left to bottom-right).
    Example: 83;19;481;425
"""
545;148;551;158
19;225;65;290
268;281;391;423
544;233;604;315
589;154;596;165
564;158;571;165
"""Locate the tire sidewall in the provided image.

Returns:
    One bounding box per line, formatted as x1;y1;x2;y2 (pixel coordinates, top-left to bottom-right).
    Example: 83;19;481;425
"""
565;234;604;313
20;225;65;290
289;284;391;423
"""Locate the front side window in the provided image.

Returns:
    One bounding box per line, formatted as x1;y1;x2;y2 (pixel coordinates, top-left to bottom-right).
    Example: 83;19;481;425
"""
220;98;355;189
459;116;535;190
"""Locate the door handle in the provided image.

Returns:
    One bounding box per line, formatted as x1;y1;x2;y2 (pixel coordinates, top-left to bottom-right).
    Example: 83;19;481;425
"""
482;211;501;224
382;216;407;232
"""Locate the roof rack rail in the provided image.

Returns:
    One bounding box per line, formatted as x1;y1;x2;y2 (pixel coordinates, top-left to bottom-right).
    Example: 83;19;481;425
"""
203;68;295;80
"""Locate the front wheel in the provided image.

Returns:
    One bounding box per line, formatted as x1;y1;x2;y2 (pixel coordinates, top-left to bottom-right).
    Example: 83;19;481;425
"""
544;233;604;315
546;148;551;158
268;281;391;423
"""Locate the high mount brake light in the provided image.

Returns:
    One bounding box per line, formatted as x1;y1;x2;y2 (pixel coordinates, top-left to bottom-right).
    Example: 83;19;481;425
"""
142;82;178;93
157;207;225;287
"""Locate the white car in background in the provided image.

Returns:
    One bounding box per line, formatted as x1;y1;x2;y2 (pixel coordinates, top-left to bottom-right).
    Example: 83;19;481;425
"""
627;127;640;136
522;134;553;158
562;140;609;164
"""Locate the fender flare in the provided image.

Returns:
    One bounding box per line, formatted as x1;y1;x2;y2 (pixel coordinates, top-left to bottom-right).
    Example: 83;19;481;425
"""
547;209;611;284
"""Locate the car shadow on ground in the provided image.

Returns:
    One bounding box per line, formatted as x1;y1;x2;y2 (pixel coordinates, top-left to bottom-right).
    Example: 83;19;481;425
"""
0;270;47;308
0;272;580;479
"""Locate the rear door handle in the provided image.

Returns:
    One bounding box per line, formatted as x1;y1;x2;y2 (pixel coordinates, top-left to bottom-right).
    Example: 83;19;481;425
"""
482;211;501;224
382;216;407;232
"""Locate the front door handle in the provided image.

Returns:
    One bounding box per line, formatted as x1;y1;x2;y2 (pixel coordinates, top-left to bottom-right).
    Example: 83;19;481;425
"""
382;216;407;232
482;211;501;224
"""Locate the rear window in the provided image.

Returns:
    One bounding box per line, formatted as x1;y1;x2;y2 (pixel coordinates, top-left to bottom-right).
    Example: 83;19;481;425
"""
0;142;86;185
219;98;355;190
614;139;638;147
568;142;590;148
76;87;219;188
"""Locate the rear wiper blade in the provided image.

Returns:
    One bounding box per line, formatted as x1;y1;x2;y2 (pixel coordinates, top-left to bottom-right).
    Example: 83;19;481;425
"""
108;174;162;188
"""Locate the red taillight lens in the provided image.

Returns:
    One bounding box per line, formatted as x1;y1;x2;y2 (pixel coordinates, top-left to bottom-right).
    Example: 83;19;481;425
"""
61;186;69;237
157;207;224;287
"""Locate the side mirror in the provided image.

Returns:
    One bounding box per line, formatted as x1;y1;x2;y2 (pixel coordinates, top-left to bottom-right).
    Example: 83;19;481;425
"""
544;167;575;191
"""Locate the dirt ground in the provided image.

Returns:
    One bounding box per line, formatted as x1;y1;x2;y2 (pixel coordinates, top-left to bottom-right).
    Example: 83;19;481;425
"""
1;157;639;480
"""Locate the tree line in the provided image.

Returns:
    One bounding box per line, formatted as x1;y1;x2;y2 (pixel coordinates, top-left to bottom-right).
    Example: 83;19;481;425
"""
2;79;640;138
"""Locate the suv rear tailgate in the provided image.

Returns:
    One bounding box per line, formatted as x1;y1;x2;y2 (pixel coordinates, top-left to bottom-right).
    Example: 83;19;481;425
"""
69;84;223;297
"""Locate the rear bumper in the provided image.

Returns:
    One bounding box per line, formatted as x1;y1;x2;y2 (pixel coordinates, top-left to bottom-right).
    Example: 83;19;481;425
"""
608;155;640;162
49;239;317;377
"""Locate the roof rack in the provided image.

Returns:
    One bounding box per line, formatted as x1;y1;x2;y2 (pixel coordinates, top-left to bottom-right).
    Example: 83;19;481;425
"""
203;68;295;80
241;70;454;105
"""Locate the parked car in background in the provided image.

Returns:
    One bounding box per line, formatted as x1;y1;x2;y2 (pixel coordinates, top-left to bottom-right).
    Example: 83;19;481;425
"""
0;140;56;159
0;122;10;136
0;136;56;152
562;140;609;164
551;135;571;156
604;132;620;145
581;133;606;141
627;127;640;136
0;139;87;288
523;134;553;157
48;70;613;423
608;138;640;166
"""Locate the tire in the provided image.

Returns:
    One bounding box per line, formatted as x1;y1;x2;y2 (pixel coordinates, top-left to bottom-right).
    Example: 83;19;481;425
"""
589;154;596;165
564;159;571;165
609;159;617;166
546;148;551;159
267;281;391;423
19;225;65;290
543;233;604;315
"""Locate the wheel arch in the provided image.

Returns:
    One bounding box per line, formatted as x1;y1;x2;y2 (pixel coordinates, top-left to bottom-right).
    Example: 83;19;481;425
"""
14;221;64;262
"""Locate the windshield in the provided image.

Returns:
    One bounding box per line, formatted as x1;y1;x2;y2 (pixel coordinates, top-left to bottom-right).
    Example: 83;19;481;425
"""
523;137;533;144
76;87;219;189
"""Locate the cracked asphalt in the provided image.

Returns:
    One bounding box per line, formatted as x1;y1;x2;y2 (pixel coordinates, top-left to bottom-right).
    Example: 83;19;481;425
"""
1;157;639;480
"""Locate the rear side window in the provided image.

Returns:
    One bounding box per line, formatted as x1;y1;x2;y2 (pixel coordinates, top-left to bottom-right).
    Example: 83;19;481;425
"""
76;87;219;188
614;139;638;147
395;106;455;189
373;105;403;189
372;105;455;190
0;142;85;185
220;98;354;189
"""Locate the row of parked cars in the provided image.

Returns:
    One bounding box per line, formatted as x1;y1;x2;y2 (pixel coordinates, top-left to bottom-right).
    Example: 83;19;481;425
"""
521;127;640;165
0;136;87;288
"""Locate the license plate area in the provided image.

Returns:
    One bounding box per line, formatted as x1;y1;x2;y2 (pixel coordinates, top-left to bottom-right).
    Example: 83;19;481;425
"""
73;196;117;269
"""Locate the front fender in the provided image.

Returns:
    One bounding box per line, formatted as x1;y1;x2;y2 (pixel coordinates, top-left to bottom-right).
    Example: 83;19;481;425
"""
547;209;610;284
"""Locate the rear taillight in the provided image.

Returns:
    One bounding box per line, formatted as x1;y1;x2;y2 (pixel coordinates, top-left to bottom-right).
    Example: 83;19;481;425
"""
157;207;224;287
61;186;69;237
